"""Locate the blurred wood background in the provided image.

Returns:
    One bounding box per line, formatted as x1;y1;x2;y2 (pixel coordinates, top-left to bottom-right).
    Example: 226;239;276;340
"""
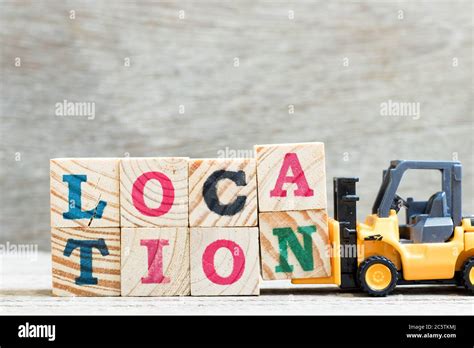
1;0;472;250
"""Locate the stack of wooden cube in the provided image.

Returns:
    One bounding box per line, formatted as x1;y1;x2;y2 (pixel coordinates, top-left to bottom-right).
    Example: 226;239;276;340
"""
255;143;330;281
50;142;330;297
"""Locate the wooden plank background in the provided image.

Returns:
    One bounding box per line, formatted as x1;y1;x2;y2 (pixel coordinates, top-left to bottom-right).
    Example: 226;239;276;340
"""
0;0;472;250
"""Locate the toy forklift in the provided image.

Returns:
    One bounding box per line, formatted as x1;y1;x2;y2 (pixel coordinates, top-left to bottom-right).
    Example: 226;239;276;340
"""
293;160;474;296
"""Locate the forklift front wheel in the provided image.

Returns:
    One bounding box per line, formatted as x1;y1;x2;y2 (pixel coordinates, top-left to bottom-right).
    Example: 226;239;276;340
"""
462;258;474;294
358;256;398;297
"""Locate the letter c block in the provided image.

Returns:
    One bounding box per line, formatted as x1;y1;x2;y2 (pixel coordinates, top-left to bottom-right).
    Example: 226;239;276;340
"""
188;158;257;227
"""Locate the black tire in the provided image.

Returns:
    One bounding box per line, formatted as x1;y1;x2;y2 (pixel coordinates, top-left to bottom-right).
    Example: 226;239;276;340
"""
358;256;398;297
461;257;474;294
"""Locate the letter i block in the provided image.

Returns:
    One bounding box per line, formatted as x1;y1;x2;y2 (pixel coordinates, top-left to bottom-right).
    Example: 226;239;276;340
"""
190;227;260;296
120;157;189;227
254;143;327;212
121;228;190;296
51;227;120;296
50;158;120;227
188;158;257;227
259;210;331;280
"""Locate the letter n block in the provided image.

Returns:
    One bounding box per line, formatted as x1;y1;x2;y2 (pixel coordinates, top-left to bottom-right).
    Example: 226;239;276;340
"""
188;158;257;227
259;210;331;280
121;228;190;296
120;157;188;227
190;227;260;296
254;143;327;212
50;158;120;227
51;227;120;296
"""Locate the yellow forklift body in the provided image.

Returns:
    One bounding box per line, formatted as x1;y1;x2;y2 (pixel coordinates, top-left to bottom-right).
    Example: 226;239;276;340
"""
357;210;468;281
293;216;473;286
456;224;474;270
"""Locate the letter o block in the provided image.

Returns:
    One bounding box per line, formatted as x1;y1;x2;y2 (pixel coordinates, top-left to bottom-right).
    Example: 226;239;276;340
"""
120;157;188;227
254;143;327;212
190;227;260;296
188;159;257;227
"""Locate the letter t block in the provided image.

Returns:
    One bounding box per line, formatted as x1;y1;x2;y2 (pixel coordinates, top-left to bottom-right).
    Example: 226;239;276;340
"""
51;227;121;296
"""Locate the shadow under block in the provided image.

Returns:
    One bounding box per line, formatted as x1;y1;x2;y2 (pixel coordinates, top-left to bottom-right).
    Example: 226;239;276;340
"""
190;227;260;296
259;210;331;280
50;158;120;228
254;142;327;212
121;228;190;296
120;157;189;227
51;227;120;296
188;158;257;227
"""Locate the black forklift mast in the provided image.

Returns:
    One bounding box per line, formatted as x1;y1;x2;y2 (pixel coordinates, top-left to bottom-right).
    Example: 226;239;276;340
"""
334;177;359;289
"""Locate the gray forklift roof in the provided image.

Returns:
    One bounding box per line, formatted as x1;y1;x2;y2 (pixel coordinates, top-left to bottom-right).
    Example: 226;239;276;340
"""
371;160;462;226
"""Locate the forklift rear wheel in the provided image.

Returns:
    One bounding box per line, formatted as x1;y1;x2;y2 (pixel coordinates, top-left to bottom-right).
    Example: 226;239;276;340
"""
358;256;398;297
462;258;474;294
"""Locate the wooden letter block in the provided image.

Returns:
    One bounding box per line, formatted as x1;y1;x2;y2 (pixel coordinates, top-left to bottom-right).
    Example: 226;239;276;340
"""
189;158;257;227
50;158;120;227
254;142;327;212
121;227;190;296
51;227;120;296
120;157;189;227
259;210;331;280
190;227;260;296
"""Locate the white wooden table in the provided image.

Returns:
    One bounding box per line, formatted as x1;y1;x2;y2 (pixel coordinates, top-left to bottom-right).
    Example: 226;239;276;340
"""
1;252;472;315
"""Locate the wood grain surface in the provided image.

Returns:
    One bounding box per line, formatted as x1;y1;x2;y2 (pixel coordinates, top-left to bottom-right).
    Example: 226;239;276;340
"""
1;252;472;315
51;227;120;296
50;158;120;228
259;209;331;280
190;227;260;296
255;142;327;212
120;157;189;227
121;227;190;296
189;158;258;227
0;1;472;250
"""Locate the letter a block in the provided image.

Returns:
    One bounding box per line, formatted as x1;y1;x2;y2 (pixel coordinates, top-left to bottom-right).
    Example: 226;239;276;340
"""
50;158;120;227
254;143;327;212
121;228;190;296
120;157;189;227
188;159;257;227
51;227;120;296
190;227;260;296
259;210;331;280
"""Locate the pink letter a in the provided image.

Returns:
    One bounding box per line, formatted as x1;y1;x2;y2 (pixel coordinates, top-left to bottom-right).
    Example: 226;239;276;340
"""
270;153;314;197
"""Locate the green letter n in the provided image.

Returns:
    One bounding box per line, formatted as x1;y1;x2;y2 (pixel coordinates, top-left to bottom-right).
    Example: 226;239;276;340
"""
273;225;316;273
